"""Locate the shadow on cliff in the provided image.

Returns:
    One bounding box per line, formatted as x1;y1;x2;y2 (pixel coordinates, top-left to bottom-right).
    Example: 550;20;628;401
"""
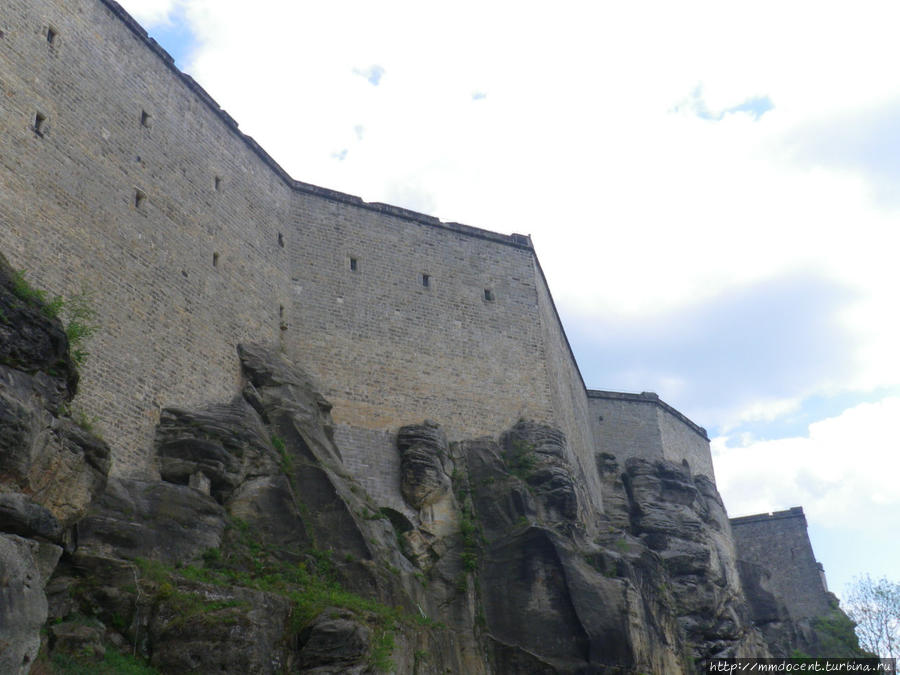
0;252;868;674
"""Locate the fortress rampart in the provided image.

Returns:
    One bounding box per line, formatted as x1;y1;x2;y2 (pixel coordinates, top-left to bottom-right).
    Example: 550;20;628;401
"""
588;390;714;479
731;507;831;620
0;0;712;513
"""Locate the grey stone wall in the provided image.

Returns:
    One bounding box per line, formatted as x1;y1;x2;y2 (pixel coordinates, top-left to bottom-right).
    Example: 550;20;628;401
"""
587;391;714;480
0;0;587;493
730;507;831;620
0;0;291;475
533;260;605;516
286;192;554;441
0;0;715;507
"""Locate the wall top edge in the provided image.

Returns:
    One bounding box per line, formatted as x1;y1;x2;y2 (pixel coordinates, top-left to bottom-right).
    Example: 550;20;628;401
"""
586;390;709;440
98;0;533;252
729;506;806;527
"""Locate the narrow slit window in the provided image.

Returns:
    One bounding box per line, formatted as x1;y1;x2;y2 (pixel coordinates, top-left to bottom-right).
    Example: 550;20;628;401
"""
484;288;494;302
46;27;57;44
214;176;222;191
349;257;358;272
140;110;151;128
33;112;46;136
421;273;430;288
134;188;146;210
213;252;219;267
277;232;284;248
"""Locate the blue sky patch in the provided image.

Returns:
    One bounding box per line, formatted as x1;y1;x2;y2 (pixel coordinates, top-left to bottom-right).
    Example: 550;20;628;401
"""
142;8;197;69
562;272;858;433
676;85;774;122
353;65;385;86
723;386;900;442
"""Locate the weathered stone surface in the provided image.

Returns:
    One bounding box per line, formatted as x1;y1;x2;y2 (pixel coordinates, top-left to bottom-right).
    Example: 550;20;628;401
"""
296;608;371;672
77;477;226;564
156;398;276;503
49;620;106;660
0;491;63;544
397;421;452;510
502;421;580;526
0;533;62;675
622;457;770;660
458;431;693;673
226;474;310;558
0;371;110;525
0;255;77;403
148;581;293;675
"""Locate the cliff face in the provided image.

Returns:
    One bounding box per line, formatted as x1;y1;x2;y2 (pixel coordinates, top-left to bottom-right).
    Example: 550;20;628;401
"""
0;255;865;673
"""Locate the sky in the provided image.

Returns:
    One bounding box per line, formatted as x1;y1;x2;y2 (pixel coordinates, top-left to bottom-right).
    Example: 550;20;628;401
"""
118;0;900;602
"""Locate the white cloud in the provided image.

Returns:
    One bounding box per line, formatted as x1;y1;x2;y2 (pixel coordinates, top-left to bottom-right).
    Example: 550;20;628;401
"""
713;397;900;530
118;0;180;25
126;0;900;415
118;0;900;599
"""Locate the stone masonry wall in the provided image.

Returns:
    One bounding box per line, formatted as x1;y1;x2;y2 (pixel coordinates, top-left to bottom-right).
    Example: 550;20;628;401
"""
587;391;714;479
0;0;291;475
0;0;575;487
286;194;554;439
533;259;606;516
0;0;716;502
656;400;714;480
730;507;831;620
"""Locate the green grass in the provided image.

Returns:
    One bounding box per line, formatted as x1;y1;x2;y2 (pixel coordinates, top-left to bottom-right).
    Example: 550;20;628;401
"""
50;647;160;674
271;434;294;477
501;438;537;479
129;520;421;671
8;269;97;366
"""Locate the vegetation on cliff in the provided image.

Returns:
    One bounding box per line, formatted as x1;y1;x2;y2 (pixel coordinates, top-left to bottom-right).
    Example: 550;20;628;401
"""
0;255;869;673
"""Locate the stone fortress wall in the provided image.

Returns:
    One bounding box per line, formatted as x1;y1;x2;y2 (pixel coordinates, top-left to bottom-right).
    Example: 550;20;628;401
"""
0;0;713;513
588;390;715;479
730;507;832;620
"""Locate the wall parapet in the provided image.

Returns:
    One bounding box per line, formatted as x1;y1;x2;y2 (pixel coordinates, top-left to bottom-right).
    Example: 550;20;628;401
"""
587;390;709;441
97;0;534;253
730;506;806;527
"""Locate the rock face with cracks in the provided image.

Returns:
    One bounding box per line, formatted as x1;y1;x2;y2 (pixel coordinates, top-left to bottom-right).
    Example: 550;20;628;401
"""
0;251;868;673
0;255;109;673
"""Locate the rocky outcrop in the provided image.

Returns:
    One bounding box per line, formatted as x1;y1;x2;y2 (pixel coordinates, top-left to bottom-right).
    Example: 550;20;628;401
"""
0;252;865;673
622;457;768;659
460;424;689;673
0;255;110;672
0;533;62;674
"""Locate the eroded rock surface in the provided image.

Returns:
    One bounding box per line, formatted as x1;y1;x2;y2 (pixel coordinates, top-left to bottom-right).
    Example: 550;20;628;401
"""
0;252;864;673
0;254;110;671
0;533;62;674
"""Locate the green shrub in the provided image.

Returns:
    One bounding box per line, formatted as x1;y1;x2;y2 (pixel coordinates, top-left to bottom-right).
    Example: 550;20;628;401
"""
9;270;97;365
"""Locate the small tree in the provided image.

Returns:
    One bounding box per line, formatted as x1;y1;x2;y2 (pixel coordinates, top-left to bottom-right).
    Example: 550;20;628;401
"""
845;575;900;658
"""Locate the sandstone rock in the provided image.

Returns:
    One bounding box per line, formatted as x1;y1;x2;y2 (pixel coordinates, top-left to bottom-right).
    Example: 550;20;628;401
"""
0;491;63;542
226;474;310;558
148;580;293;674
156;397;276;503
0;366;110;527
77;477;225;564
49;620;106;660
623;457;769;659
0;533;62;674
397;421;452;509
501;421;579;526
0;255;77;402
296;608;371;672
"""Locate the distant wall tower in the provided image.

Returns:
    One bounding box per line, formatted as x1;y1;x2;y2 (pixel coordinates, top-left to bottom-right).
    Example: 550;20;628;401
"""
730;507;832;621
587;390;715;481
